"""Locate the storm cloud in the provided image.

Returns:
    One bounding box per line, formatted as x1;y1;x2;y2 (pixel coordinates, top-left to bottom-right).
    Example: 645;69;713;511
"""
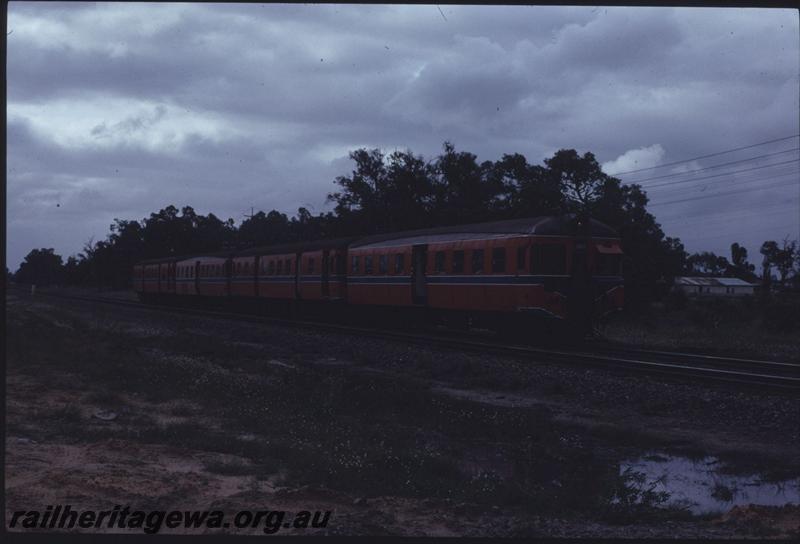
6;3;799;270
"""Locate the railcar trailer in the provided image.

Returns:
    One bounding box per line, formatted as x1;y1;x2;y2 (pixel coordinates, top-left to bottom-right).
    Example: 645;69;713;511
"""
133;215;624;334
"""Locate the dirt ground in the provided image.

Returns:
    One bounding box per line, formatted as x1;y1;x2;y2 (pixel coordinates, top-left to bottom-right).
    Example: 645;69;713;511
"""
5;290;799;537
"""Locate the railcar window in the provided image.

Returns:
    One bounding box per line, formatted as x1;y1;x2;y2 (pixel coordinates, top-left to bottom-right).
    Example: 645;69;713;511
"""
277;260;283;275
536;244;566;275
434;251;446;273
352;256;360;274
286;259;292;274
452;250;464;273
268;261;275;275
492;248;506;273
596;254;622;276
517;246;526;271
471;249;484;274
364;255;373;274
395;253;405;274
308;257;315;274
379;255;388;274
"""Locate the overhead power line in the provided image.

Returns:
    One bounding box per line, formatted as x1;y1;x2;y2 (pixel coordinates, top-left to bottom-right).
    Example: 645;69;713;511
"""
643;158;799;190
648;178;798;207
657;199;799;224
647;169;799;199
624;147;799;184
610;134;800;176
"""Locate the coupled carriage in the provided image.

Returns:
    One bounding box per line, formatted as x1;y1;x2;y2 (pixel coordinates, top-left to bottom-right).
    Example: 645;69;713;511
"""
133;215;624;335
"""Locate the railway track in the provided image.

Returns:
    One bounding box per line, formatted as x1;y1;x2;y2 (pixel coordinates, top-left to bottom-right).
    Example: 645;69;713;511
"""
11;286;800;392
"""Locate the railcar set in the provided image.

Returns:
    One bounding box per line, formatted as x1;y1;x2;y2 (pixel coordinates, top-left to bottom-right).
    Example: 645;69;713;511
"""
133;215;625;335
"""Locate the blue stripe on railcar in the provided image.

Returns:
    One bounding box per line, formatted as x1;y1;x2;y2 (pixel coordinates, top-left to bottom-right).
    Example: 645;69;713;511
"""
347;276;412;284
347;274;567;286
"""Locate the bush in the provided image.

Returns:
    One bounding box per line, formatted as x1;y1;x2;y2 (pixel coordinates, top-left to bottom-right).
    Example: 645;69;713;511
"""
664;289;688;312
761;301;800;332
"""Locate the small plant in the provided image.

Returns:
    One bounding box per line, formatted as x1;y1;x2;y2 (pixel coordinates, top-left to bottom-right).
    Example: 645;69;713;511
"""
601;468;673;523
203;458;255;476
711;482;735;502
47;404;83;423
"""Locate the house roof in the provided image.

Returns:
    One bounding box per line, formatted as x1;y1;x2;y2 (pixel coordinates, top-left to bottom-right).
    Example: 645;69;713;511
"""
714;277;759;287
675;276;757;287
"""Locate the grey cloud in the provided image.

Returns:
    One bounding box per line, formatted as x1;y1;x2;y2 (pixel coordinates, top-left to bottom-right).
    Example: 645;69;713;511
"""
6;4;799;269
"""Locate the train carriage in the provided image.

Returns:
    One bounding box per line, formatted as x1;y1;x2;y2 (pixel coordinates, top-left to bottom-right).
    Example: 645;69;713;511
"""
175;258;198;296
195;256;229;298
134;215;624;334
347;243;412;307
133;257;177;301
257;251;297;300
296;239;355;302
230;255;258;298
346;216;623;327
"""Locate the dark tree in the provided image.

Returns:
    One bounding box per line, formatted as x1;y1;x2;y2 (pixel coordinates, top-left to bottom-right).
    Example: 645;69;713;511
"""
729;242;757;281
686;251;731;276
327;148;390;235
485;153;561;217
14;248;64;286
544;149;609;214
772;239;797;284
238;210;291;248
430;142;494;225
760;241;779;281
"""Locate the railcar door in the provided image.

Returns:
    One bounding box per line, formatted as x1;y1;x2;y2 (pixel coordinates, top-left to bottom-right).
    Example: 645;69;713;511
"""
225;258;232;298
322;250;330;298
293;252;301;300
411;244;428;305
568;230;594;334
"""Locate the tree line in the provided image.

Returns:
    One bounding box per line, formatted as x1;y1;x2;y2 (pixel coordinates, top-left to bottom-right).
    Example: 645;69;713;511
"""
10;142;800;306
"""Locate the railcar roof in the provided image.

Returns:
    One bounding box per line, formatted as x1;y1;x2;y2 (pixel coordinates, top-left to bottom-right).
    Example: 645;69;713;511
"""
235;236;360;257
349;215;618;249
136;217;617;265
137;250;230;265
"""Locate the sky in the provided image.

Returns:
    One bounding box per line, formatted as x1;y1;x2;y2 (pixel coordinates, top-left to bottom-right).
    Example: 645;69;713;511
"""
6;3;800;271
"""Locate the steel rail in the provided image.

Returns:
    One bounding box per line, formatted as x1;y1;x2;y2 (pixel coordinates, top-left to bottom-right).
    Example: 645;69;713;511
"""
11;287;800;392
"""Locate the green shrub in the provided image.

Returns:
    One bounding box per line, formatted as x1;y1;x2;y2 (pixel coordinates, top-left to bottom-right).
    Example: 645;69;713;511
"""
761;301;800;332
664;290;688;312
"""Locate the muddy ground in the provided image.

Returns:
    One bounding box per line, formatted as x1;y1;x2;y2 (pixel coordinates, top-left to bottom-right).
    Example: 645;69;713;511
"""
5;290;799;537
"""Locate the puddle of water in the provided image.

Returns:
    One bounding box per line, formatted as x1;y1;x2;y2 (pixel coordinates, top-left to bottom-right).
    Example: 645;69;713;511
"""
620;454;800;514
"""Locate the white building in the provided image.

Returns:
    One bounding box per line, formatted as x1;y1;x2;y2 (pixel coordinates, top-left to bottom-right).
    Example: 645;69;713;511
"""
674;277;758;297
